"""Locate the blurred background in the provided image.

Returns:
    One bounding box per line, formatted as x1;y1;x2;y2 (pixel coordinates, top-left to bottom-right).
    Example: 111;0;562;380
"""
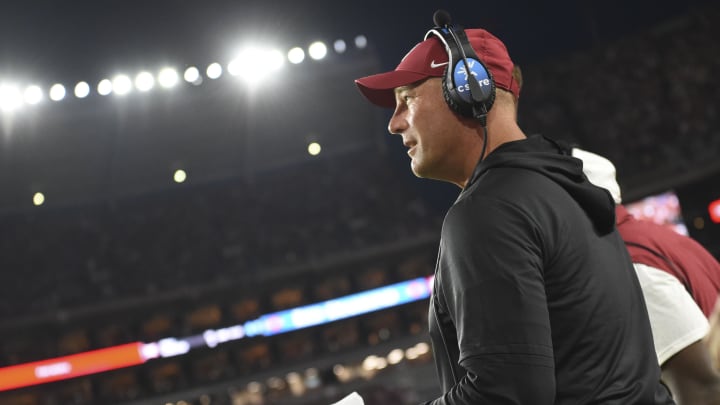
0;0;718;404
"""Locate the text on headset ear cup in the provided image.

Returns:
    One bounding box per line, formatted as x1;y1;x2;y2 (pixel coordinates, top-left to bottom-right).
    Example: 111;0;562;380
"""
442;61;496;118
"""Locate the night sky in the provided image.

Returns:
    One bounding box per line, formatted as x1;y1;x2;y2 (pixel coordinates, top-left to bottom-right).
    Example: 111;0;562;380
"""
0;0;701;81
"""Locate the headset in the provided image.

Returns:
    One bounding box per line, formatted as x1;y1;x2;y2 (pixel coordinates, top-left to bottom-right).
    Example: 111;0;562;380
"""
425;10;496;127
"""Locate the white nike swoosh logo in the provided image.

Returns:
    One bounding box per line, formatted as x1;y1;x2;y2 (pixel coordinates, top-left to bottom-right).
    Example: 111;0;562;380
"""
430;60;449;68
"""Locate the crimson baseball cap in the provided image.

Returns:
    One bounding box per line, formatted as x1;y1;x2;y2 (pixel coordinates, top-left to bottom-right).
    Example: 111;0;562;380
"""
355;28;520;108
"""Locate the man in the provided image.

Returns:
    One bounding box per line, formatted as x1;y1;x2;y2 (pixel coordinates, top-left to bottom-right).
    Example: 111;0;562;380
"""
573;147;720;404
354;13;673;405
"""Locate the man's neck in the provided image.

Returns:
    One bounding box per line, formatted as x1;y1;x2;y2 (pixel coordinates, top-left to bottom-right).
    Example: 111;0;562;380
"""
486;119;527;153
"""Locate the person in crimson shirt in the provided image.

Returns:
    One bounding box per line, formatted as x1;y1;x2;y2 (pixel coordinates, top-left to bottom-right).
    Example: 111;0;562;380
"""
573;147;720;404
354;10;673;404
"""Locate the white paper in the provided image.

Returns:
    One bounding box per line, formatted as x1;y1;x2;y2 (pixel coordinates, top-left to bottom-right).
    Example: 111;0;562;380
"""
331;391;364;405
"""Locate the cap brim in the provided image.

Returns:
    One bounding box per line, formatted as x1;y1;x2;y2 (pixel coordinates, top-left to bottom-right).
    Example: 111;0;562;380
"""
355;70;431;108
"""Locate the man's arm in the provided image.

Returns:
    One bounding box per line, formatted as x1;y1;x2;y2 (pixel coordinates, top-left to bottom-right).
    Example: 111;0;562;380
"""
662;340;720;405
705;296;720;371
425;198;556;404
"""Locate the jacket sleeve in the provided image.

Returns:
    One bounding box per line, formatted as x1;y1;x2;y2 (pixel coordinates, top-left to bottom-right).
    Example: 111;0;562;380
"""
425;196;556;404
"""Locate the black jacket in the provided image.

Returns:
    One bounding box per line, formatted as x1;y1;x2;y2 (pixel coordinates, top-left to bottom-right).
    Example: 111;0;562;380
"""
424;135;674;404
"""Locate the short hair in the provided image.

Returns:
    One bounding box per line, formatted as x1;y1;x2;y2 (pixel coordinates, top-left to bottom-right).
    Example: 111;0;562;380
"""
512;65;523;93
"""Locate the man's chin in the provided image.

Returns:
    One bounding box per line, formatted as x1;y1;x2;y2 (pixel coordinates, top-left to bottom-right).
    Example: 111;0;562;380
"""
410;161;431;179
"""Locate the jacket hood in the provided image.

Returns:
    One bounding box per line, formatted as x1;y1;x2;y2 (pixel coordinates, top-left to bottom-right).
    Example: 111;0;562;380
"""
468;134;616;235
571;148;622;204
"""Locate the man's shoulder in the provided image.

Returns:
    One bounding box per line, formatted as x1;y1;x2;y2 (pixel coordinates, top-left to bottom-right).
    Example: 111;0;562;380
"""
466;166;562;199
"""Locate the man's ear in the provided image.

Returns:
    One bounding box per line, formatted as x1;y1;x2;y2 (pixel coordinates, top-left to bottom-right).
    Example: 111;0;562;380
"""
512;65;523;92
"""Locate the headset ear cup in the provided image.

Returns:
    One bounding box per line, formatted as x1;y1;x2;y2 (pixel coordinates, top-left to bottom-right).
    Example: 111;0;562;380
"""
442;69;497;119
441;72;472;118
483;80;496;113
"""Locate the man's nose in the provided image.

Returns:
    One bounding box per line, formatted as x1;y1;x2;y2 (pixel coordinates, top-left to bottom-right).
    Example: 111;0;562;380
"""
388;107;407;135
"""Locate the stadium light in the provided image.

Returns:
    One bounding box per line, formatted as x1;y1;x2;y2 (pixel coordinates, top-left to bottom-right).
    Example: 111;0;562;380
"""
135;71;155;92
183;66;201;85
228;48;284;84
24;85;44;105
334;39;347;54
308;41;327;60
267;377;285;391
49;84;66;101
287;371;306;396
287;47;305;64
0;84;23;112
97;79;112;96
158;68;179;88
247;381;263;394
307;142;321;156
173;169;187;183
362;355;380;371
405;342;430;360
303;369;321;389
112;74;132;95
354;35;368;49
386;348;404;365
206;62;222;80
227;59;241;76
74;82;90;98
33;192;45;206
333;364;352;382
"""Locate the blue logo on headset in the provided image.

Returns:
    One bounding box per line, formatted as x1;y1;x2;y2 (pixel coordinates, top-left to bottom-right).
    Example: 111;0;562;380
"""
453;59;492;103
